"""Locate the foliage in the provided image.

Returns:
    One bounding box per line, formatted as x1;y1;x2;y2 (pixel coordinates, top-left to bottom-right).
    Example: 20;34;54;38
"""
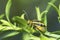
48;3;60;23
0;0;60;40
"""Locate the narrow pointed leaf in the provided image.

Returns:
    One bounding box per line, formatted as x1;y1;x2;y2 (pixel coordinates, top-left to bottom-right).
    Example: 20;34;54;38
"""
5;0;12;22
0;30;19;40
35;6;41;21
20;14;25;19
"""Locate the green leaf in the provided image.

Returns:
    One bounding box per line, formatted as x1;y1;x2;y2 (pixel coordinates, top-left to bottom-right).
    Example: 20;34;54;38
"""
13;16;27;26
44;32;60;39
59;4;60;15
48;2;59;14
0;30;19;40
5;0;12;22
40;0;57;26
0;25;22;31
45;0;57;12
40;12;48;27
0;20;16;29
23;32;40;40
40;36;56;40
41;10;48;18
48;3;60;23
3;32;19;39
40;34;56;40
52;31;60;35
58;4;60;22
20;13;25;19
35;6;41;21
0;20;12;26
0;20;13;27
13;15;34;33
0;14;4;19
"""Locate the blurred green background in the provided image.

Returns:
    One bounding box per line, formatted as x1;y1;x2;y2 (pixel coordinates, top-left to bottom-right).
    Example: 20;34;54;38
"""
0;0;60;32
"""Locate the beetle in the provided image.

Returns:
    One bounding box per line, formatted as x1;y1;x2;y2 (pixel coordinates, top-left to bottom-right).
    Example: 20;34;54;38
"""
28;20;47;33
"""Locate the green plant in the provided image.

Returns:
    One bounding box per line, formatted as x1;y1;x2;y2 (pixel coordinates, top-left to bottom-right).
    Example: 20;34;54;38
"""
0;0;60;40
48;3;60;23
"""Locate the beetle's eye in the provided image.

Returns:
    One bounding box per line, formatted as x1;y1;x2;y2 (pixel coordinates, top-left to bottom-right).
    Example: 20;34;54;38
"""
35;23;45;27
35;24;42;26
40;24;43;26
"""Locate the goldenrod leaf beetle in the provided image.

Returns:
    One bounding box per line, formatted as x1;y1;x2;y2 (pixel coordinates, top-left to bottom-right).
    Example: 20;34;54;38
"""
27;20;47;33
